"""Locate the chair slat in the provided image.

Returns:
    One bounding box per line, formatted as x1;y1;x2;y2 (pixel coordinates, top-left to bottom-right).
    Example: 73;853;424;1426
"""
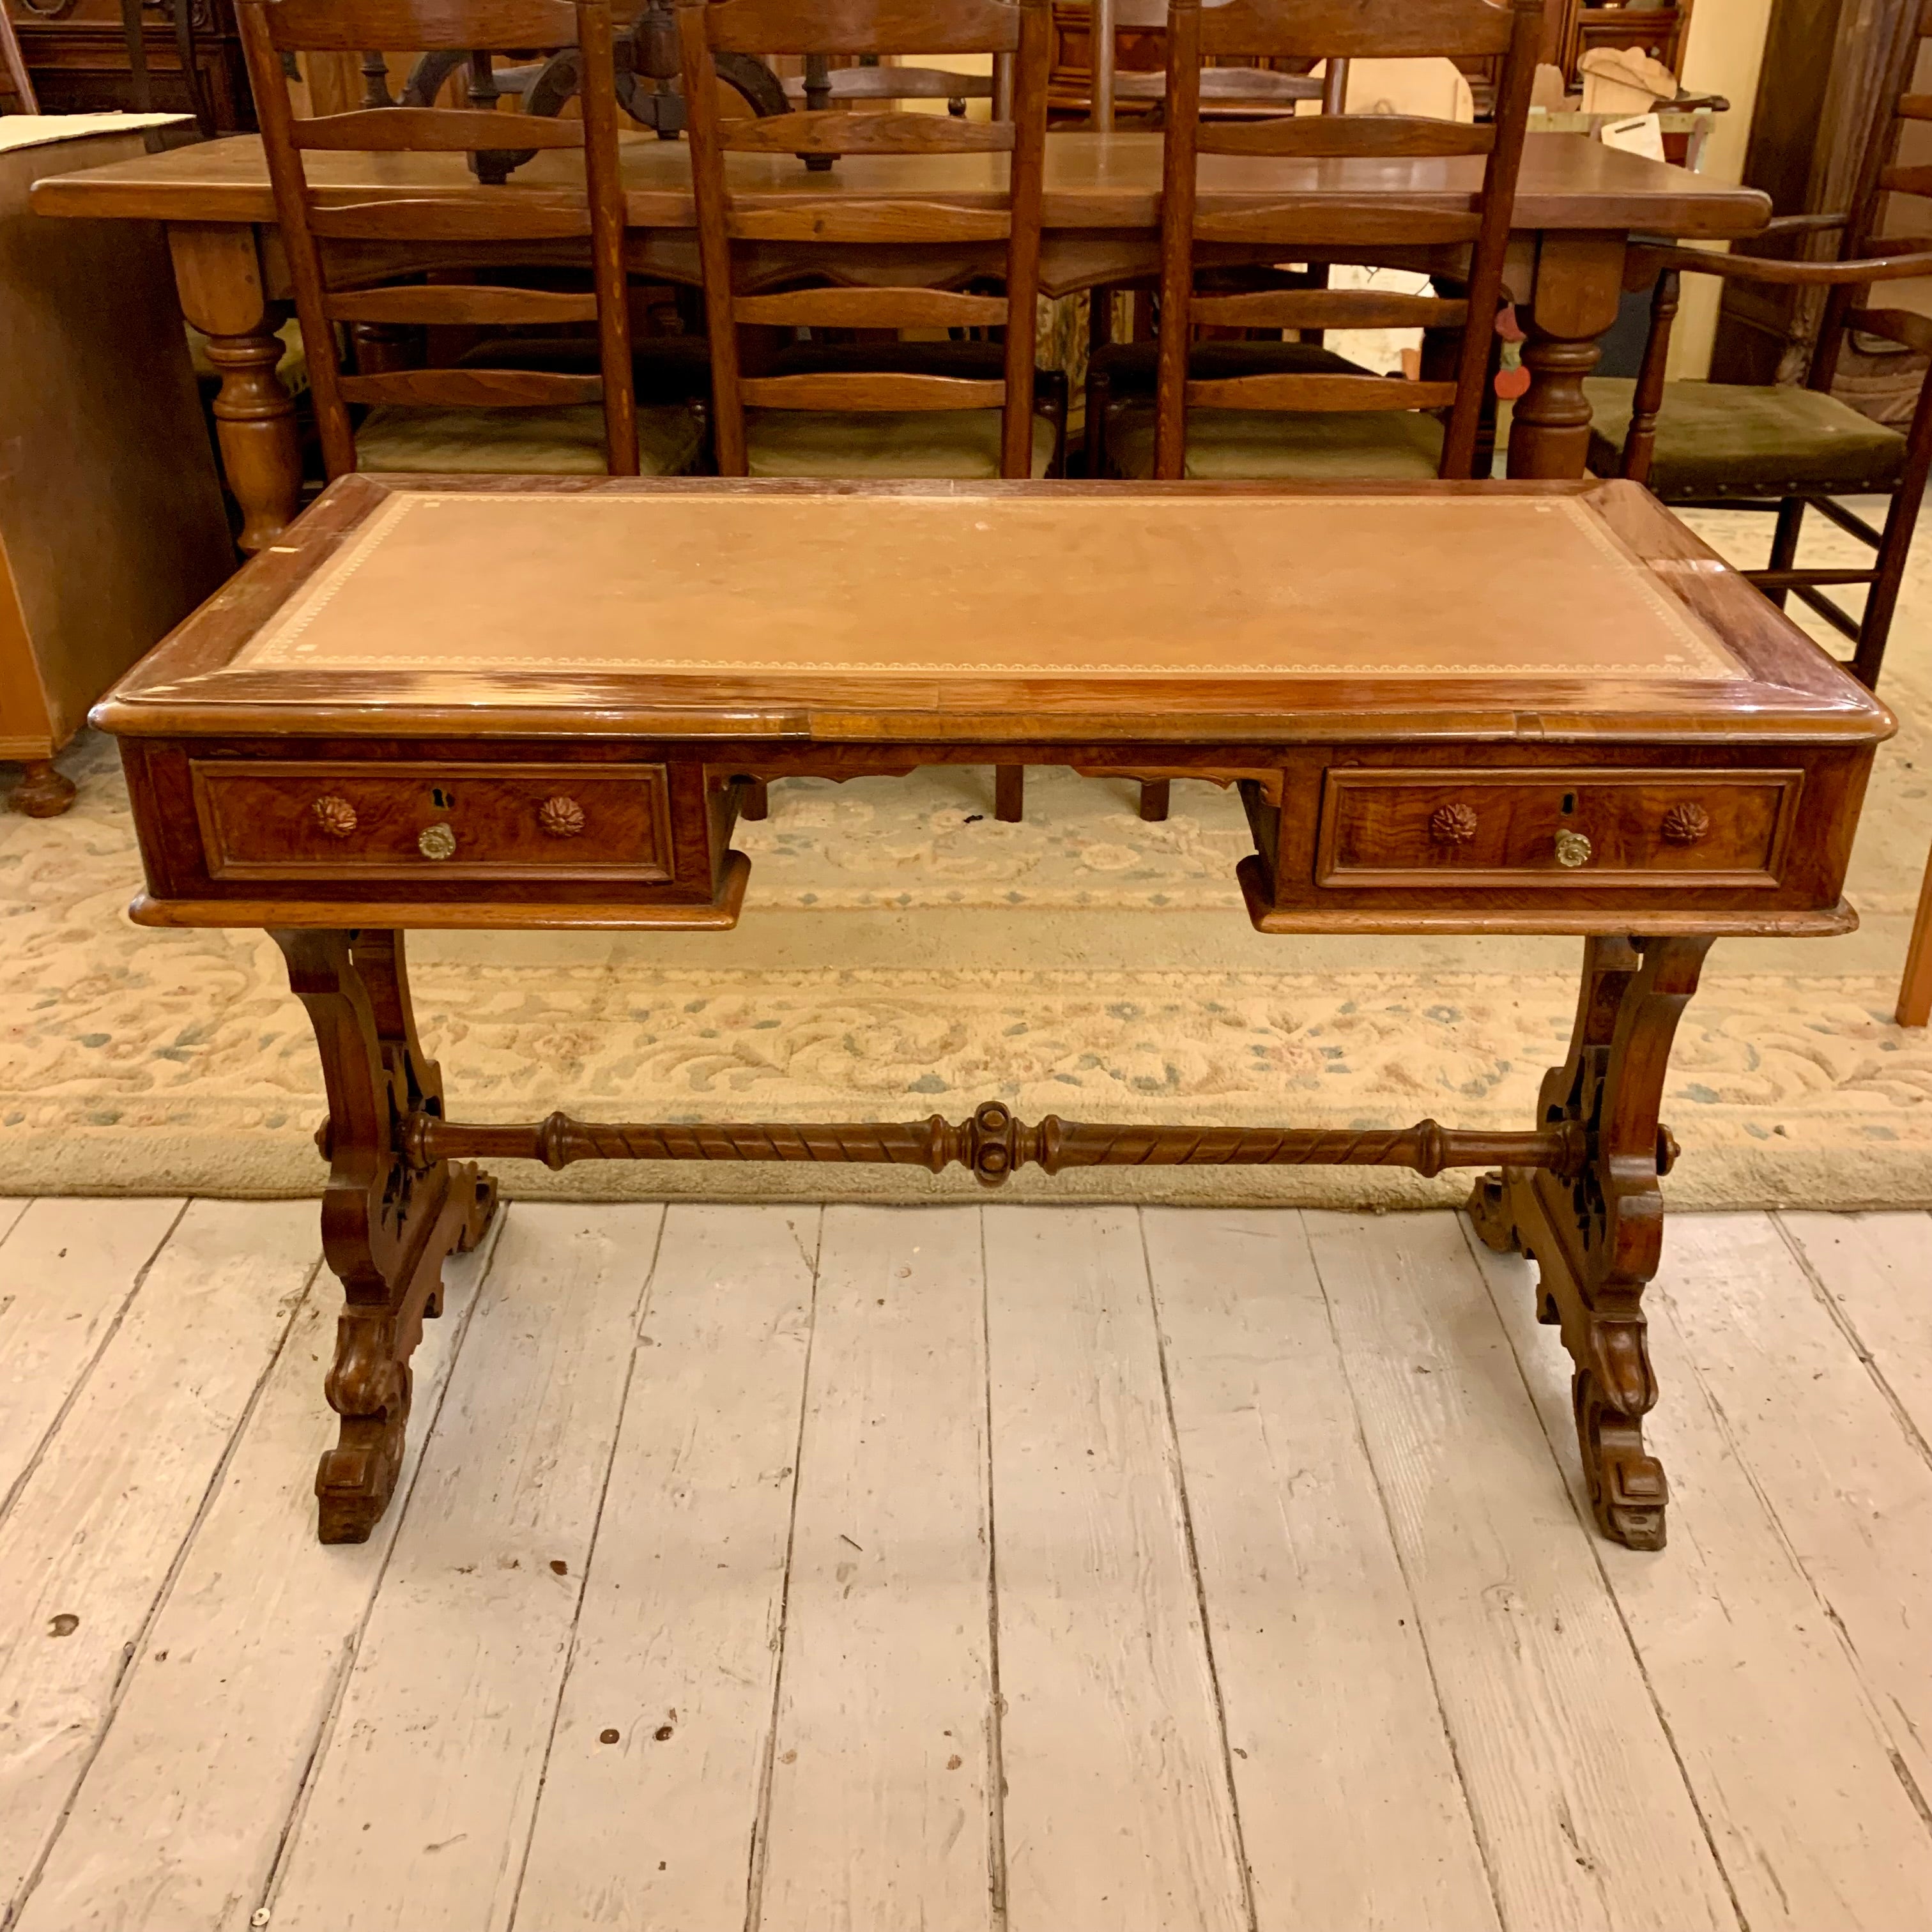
733;286;1008;326
252;0;581;54
292;107;585;151
1189;288;1470;328
325;284;601;324
724;109;1015;154
784;66;994;98
1193;202;1482;246
702;0;1022;56
727;200;1013;242
337;367;604;407
739;371;1007;410
1193;0;1516;59
1200;115;1494;158
1183;373;1459;410
1899;93;1932;120
1879;162;1932;197
307;197;594;241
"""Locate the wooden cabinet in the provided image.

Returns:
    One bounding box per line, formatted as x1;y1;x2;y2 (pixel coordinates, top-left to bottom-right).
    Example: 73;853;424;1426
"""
5;0;253;130
1542;0;1696;84
0;121;234;815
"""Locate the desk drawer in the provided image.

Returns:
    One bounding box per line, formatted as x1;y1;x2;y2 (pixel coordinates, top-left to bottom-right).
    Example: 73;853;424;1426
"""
1315;767;1800;890
190;760;674;884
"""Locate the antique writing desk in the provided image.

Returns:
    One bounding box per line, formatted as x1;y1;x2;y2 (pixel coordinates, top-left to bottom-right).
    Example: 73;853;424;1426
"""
31;130;1770;548
96;477;1890;1552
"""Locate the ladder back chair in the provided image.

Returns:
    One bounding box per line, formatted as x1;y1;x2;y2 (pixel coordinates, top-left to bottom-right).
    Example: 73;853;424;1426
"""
675;0;1055;484
236;0;700;480
1586;6;1932;691
1111;0;1541;482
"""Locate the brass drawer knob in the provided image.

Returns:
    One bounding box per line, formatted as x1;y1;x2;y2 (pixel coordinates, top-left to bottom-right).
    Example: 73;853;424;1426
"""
311;795;357;839
417;824;457;861
1554;829;1593;869
539;795;586;839
1660;802;1712;847
1429;803;1479;847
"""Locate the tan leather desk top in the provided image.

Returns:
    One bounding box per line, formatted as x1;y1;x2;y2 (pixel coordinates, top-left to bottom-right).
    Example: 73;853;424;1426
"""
98;478;1893;750
235;489;1736;683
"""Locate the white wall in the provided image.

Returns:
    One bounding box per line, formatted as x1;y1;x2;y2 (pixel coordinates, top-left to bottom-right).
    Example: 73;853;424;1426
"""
1671;0;1777;374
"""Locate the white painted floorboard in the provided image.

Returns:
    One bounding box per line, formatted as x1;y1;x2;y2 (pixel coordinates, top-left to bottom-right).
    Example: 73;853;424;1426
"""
3;1200;1930;1932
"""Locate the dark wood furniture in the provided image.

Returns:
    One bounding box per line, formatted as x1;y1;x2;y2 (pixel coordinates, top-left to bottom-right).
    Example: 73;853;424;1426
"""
2;118;232;816
1556;0;1694;86
1128;0;1541;483
4;0;249;131
1048;0;1325;126
95;473;1890;1554
1;4;38;109
235;0;649;480
32;130;1772;551
1708;0;1919;390
675;0;1050;480
1589;231;1932;687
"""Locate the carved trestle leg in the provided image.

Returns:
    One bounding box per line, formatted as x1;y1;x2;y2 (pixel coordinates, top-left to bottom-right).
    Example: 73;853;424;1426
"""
1468;934;1712;1551
272;930;497;1544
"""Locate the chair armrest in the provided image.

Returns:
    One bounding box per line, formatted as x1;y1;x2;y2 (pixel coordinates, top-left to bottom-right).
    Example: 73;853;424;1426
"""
1848;305;1932;355
1627;240;1932;288
1758;212;1852;236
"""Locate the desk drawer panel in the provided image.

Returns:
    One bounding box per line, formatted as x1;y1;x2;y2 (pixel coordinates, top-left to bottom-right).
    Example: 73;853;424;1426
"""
1316;767;1800;890
191;760;674;883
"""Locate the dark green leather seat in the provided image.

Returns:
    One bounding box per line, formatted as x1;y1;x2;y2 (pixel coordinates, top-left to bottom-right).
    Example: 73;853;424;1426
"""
1584;377;1908;498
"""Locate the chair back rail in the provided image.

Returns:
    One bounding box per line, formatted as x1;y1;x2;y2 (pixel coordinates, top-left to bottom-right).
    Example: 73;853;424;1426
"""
725;111;1017;154
676;0;1051;477
1151;0;1542;479
1193;0;1514;59
255;0;581;53
702;0;1023;55
236;0;638;479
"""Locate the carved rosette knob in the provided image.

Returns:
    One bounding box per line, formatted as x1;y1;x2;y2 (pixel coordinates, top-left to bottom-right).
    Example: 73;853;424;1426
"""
538;795;586;839
311;795;358;839
417;823;457;861
1429;803;1479;847
1554;829;1593;869
1660;802;1712;847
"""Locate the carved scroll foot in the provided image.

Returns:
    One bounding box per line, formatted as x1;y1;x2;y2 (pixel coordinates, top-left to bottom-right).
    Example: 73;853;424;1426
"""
1478;933;1712;1551
273;928;496;1544
1575;1361;1667;1551
1466;1171;1522;1254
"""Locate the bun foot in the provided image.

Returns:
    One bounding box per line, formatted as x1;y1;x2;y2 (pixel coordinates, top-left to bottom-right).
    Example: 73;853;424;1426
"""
8;760;77;818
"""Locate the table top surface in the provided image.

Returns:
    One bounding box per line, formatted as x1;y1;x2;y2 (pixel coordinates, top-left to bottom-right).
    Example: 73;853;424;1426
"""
96;479;1892;749
31;128;1770;239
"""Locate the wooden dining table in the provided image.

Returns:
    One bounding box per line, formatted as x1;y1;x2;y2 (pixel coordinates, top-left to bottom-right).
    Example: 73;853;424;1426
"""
31;129;1768;547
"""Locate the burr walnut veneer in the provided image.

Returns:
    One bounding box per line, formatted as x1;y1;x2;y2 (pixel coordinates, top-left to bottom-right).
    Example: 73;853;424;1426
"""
95;475;1890;1552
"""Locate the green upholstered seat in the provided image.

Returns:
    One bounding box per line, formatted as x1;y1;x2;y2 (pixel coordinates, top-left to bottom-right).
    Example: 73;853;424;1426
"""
353;402;705;476
1583;378;1908;498
187;319;309;399
745;408;1057;479
1108;402;1444;480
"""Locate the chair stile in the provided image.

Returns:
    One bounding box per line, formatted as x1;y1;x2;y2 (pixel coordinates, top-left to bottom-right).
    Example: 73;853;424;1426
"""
236;0;643;478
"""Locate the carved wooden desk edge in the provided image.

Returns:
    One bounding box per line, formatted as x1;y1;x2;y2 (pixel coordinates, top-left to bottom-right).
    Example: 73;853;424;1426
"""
93;476;1895;1555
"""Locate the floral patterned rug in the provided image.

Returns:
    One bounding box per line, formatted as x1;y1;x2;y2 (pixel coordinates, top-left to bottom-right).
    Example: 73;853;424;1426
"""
4;510;1929;1208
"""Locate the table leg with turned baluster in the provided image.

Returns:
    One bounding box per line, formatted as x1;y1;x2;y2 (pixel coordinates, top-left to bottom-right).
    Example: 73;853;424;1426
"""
169;222;303;553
